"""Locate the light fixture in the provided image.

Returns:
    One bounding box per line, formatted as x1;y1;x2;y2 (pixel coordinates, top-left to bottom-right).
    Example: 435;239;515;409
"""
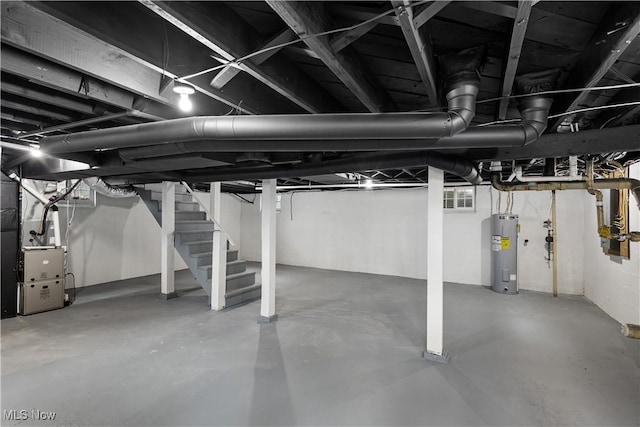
29;144;42;157
173;82;195;112
364;179;373;189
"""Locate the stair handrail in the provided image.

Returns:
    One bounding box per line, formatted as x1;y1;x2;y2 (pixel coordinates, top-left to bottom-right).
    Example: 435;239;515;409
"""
180;181;235;247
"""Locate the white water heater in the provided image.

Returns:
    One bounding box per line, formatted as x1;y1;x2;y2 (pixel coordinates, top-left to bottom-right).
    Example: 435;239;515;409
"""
491;214;519;294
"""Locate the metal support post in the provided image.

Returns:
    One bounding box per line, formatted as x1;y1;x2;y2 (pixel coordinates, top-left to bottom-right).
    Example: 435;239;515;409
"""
210;182;227;310
258;179;277;323
161;181;176;299
424;167;449;363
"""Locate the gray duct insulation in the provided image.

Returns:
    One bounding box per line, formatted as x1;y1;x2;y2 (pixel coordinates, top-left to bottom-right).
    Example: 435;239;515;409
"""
82;177;137;198
40;102;480;154
181;151;483;185
116;95;554;161
40;47;486;155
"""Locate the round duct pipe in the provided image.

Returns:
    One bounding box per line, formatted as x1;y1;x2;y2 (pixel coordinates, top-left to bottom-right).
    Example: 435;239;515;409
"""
181;151;482;185
83;177;138;198
40;47;486;155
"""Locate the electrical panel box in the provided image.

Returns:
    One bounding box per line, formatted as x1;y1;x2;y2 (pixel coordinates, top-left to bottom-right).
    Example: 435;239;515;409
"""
19;247;65;315
491;214;519;294
19;279;64;315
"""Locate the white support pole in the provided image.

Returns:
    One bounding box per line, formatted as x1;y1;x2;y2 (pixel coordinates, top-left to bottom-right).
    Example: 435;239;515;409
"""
161;181;176;298
425;167;448;363
258;179;277;323
210;182;227;310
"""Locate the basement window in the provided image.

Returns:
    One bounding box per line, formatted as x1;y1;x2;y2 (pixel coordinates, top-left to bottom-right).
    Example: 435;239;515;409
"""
443;187;475;211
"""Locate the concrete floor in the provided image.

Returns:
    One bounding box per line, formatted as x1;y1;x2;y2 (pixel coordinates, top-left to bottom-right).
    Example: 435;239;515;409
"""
2;263;639;426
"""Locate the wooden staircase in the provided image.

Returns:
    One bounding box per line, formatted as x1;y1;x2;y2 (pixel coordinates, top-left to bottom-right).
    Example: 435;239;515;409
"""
136;183;260;307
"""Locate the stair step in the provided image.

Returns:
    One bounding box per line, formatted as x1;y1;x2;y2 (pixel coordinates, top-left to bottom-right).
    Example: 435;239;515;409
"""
175;220;214;232
177;230;214;243
226;271;256;292
225;284;261;308
143;183;190;194
183;240;213;254
192;250;238;268
158;202;201;212
204;259;245;279
198;250;239;269
150;191;193;203
226;259;247;275
176;211;207;221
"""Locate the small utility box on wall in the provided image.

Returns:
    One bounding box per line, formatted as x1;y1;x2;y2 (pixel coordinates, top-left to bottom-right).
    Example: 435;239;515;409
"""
491;214;519;294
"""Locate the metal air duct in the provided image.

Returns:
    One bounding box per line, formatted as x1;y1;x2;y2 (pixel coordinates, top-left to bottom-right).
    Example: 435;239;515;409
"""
180;151;483;185
82;177;138;198
39;47;486;155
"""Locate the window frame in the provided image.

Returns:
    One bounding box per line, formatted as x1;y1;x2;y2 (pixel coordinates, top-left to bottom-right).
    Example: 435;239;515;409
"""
443;186;475;212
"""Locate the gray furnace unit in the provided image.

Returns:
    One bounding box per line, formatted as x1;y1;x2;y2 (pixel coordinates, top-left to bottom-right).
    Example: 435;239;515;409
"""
491;214;519;294
19;247;65;315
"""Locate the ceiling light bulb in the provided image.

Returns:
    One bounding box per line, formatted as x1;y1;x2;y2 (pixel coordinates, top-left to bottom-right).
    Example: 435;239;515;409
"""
178;93;192;112
364;179;373;189
30;145;42;157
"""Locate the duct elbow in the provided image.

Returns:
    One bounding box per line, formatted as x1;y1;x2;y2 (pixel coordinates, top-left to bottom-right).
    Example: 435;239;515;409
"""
83;177;138;198
445;84;480;135
440;45;485;136
463;168;483;185
517;96;554;145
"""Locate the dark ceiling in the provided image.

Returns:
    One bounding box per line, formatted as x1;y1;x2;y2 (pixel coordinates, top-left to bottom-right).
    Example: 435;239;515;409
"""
1;1;639;191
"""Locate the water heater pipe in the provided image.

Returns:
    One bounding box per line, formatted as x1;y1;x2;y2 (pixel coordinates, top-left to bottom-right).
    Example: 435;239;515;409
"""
491;171;640;242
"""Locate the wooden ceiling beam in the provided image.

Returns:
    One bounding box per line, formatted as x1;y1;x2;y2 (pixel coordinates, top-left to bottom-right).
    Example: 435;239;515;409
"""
330;20;379;53
267;1;394;112
497;1;533;120
212;28;297;90
1;2;235;117
1;100;76;122
327;4;400;27
142;1;341;113
550;3;640;131
413;1;451;29
0;2;176;107
457;1;516;19
0;81;95;115
392;1;440;106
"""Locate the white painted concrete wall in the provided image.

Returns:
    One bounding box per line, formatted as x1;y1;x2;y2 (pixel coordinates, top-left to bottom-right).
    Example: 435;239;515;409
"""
239;185;586;294
22;182;242;288
583;163;640;325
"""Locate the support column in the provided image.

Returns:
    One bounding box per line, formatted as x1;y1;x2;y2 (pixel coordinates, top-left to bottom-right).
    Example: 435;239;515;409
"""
161;181;176;299
258;179;277;323
424;167;448;363
210;182;227;310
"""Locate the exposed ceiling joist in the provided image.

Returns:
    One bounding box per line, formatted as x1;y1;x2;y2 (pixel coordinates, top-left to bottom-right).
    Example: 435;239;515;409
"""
330;20;379;53
211;28;297;89
327;4;400;26
1;100;75;123
498;1;533;120
0;2;176;108
1;46;134;111
1;112;46;128
0;81;95;115
392;0;440;106
550;3;640;131
267;0;394;113
457;1;516;19
413;1;451;29
141;1;341;114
